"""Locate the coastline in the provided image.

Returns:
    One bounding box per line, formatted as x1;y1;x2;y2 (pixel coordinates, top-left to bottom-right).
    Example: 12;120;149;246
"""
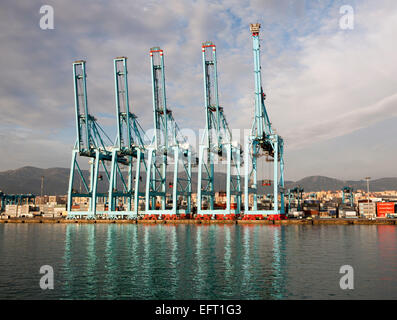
0;218;396;225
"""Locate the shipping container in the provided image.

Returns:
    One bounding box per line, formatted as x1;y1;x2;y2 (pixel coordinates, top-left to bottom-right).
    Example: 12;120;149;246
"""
345;211;357;217
376;202;395;218
288;211;303;218
328;209;337;216
338;209;357;218
319;211;330;217
5;205;18;216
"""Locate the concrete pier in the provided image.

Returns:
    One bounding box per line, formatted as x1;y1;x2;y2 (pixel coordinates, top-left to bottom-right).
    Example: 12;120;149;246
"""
0;217;396;225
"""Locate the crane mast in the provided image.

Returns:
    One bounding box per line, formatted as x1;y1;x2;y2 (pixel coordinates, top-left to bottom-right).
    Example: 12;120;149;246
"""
342;186;354;208
197;42;241;218
150;48;170;150
145;47;192;218
287;187;304;212
67;60;113;218
244;23;285;217
107;57;148;219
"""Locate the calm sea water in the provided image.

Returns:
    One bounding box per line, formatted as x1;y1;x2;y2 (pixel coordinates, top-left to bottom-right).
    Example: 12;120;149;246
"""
0;224;396;300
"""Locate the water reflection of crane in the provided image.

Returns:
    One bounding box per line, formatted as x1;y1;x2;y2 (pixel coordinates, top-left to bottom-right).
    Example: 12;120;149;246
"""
270;226;287;299
168;226;178;297
63;224;97;298
63;224;73;298
193;226;206;298
224;226;232;284
104;225;118;297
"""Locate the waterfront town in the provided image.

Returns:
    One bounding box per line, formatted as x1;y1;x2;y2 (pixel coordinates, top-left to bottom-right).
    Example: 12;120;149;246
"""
2;189;397;220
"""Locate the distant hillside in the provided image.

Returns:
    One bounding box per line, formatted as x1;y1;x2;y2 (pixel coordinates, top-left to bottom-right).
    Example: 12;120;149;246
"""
0;167;70;195
0;166;232;195
285;176;397;192
285;176;345;192
1;167;397;195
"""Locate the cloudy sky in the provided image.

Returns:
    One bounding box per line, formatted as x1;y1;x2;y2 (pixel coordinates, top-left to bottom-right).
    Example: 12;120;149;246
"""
0;0;396;181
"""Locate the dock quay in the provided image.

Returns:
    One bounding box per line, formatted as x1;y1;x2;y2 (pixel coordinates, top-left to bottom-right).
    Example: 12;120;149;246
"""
0;217;396;225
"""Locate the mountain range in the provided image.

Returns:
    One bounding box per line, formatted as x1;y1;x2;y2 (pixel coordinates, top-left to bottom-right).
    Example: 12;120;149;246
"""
0;166;396;195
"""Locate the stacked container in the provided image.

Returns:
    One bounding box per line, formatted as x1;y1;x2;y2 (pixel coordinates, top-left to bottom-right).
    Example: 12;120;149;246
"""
5;205;18;217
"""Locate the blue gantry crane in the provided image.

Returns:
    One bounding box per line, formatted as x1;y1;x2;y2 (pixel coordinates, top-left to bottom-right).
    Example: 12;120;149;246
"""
67;60;114;218
0;191;4;212
145;47;192;218
244;23;285;217
197;41;242;217
107;57;149;219
0;192;35;212
342;186;354;207
287;186;304;212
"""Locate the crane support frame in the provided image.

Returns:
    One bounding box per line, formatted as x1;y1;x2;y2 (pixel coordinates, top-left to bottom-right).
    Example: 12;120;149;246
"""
0;192;35;212
145;48;192;217
342;186;354;208
67;60;114;219
287;186;304;212
106;57;148;219
244;24;285;216
197;42;242;216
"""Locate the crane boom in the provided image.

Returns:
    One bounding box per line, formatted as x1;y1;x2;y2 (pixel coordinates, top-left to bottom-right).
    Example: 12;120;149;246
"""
202;42;232;152
250;23;272;140
114;57;147;153
150;47;169;150
114;57;132;150
73;61;92;155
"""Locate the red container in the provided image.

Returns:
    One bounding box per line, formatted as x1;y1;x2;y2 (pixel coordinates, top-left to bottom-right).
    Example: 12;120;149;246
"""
377;202;395;217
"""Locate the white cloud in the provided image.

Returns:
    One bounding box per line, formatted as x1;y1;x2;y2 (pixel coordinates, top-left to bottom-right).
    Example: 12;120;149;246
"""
253;1;397;150
0;0;397;180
